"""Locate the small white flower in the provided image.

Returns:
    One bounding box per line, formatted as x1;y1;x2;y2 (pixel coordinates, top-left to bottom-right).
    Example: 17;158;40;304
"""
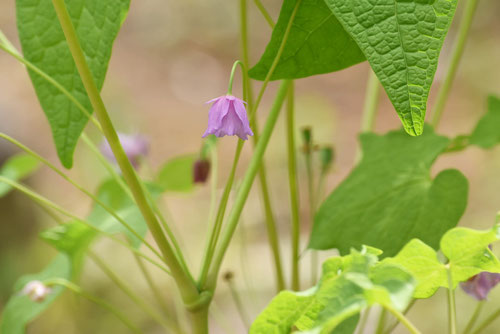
21;280;52;302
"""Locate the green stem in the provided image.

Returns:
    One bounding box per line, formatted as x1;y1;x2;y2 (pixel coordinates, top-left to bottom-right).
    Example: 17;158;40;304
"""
430;0;480;129
384;305;422;334
0;176;170;274
226;278;251;329
206;80;291;290
227;61;245;95
383;299;417;334
88;251;180;333
44;278;143;334
463;301;484;334
356;307;371;334
304;139;317;285
375;308;388;334
361;69;381;133
447;266;458;334
286;82;301;291
253;0;275;28
50;0;200;314
470;306;500;334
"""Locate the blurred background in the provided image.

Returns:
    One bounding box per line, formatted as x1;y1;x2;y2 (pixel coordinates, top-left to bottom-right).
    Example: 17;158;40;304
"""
1;0;500;333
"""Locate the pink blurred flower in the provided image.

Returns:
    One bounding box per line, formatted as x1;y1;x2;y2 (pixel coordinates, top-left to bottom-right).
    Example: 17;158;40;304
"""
100;133;149;169
202;95;253;140
460;272;500;300
21;280;52;302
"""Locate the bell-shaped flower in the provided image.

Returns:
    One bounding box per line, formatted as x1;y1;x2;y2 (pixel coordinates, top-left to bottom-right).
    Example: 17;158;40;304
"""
202;95;253;140
460;272;500;300
100;133;149;169
21;280;52;302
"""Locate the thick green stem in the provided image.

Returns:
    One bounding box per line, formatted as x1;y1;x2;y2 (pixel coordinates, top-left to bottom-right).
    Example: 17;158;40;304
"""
286;82;301;291
50;0;200;315
206;80;291;290
430;0;480;129
44;278;143;334
463;301;484;334
361;69;381;133
447;267;457;334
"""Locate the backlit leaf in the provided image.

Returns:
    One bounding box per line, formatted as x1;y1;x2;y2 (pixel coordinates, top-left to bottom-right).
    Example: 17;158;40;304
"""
156;155;196;193
469;95;500;148
0;153;40;197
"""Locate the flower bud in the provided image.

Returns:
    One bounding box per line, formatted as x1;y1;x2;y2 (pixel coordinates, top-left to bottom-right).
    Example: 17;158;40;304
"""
301;127;313;153
319;146;335;173
193;159;210;184
21;280;52;302
460;272;500;300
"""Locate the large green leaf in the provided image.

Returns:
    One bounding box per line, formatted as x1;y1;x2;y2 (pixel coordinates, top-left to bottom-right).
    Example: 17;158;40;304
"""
469;95;500;148
0;254;72;334
156;155;196;193
382;225;500;299
249;0;365;81
87;179;160;248
310;126;468;257
0;153;40;197
324;0;458;136
250;248;414;334
16;0;130;168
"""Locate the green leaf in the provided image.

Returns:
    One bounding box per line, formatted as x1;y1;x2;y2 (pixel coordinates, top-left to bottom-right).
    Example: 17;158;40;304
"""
250;248;414;334
310;126;468;257
382;225;500;299
87;179;159;248
324;0;458;136
0;254;72;334
469;95;500;148
40;220;96;258
16;0;130;168
0;153;40;197
156;155;196;193
249;0;365;81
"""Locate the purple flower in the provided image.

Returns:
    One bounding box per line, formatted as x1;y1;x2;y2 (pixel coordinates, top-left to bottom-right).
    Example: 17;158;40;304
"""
460;272;500;300
203;95;254;140
100;133;149;169
193;159;210;184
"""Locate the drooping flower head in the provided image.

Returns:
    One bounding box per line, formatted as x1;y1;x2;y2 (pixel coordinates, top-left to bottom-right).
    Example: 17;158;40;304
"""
203;95;253;140
460;272;500;300
100;133;150;169
21;280;52;302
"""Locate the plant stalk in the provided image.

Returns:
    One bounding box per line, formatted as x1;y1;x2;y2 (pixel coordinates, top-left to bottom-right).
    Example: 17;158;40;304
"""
463;301;484;334
447;267;457;334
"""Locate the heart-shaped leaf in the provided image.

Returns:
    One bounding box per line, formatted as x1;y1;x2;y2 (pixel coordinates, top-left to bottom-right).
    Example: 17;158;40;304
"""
324;0;458;136
469;95;500;148
16;0;130;168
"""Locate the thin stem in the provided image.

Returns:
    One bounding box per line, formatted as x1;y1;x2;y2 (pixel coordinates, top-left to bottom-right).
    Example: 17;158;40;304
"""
463;301;484;334
384;305;422;334
376;308;388;334
286;82;301;291
253;0;275;28
50;0;200;312
361;69;381;133
356;307;371;334
470;306;500;334
447;266;458;334
227;60;245;95
88;251;181;333
44;278;143;334
383;299;417;334
304;139;317;285
206;80;291;290
0;176;171;275
226;277;251;329
0;133;160;259
430;0;480;129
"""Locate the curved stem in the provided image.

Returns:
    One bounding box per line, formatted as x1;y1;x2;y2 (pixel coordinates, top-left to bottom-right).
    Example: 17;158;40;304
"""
430;0;480;129
206;80;291;290
463;301;484;334
51;0;199;311
43;278;143;334
384;305;422;334
227;60;245;95
286;82;301;291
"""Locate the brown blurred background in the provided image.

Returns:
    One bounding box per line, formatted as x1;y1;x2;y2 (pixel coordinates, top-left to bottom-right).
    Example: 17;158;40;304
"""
1;0;500;333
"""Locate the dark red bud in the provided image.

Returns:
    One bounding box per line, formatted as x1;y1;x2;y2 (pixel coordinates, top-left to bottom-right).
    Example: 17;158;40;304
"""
193;159;210;183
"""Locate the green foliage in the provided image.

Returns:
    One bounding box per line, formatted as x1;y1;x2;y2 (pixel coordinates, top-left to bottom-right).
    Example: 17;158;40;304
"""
383;225;500;299
16;0;130;168
469;95;500;148
310;126;468;257
0;153;40;197
250;247;414;334
156;155;196;193
324;0;458;136
249;0;365;81
40;220;96;259
0;255;72;334
87;179;159;248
